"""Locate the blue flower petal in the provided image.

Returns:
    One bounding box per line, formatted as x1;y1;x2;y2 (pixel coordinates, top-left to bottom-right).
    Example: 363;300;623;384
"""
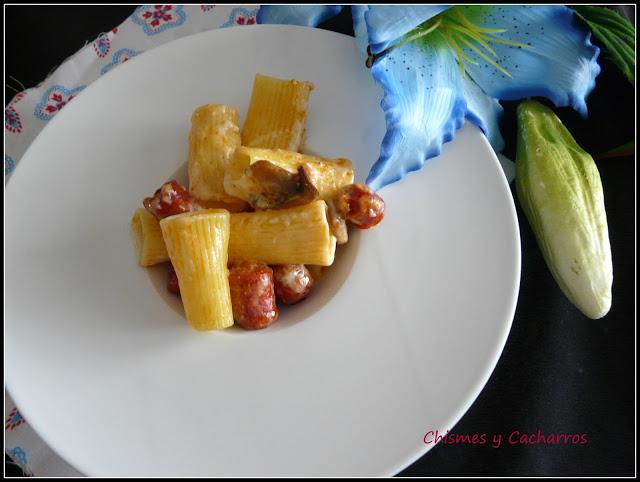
458;5;600;117
366;38;466;191
365;5;452;54
351;5;370;53
461;76;505;152
257;5;343;27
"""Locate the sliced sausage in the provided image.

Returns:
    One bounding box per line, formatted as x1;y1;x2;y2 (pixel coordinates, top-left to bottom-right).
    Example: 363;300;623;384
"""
335;183;385;229
229;262;279;330
143;180;202;220
273;264;314;305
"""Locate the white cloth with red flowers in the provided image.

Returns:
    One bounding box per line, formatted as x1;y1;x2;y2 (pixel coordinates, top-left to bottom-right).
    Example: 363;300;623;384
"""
4;5;258;476
5;4;258;179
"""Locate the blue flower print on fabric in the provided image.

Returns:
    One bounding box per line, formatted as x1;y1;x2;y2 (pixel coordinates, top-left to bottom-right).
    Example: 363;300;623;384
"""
8;447;28;466
5;154;15;175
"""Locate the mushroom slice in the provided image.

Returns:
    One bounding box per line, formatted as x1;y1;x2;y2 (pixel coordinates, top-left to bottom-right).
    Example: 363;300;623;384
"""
245;160;319;210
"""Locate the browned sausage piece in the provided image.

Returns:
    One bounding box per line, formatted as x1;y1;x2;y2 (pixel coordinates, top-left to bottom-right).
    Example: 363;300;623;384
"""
143;180;202;220
335;183;385;229
273;264;314;305
229;262;279;330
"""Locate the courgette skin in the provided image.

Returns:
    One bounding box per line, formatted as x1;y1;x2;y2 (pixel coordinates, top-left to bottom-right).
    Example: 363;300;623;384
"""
516;100;612;319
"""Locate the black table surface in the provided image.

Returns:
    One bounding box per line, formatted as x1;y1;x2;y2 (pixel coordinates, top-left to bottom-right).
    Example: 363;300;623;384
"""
5;5;635;478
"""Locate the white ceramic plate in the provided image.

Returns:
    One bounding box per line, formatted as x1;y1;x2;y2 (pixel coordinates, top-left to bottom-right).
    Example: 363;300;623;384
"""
6;25;520;476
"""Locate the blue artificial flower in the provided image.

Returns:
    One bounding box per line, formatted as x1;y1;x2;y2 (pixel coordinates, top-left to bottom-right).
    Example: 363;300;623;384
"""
257;5;344;27
258;5;600;191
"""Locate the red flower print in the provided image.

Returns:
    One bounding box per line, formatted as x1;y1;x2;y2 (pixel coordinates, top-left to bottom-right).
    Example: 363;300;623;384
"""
5;106;22;133
93;32;111;57
34;85;84;121
5;407;26;430
11;92;26;105
132;5;185;35
46;93;72;113
143;4;173;23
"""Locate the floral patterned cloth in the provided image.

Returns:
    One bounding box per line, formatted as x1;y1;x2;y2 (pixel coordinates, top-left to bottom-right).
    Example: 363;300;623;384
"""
4;4;259;180
4;5;258;476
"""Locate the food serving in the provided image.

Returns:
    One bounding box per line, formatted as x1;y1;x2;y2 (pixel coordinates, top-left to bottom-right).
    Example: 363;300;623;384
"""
131;73;385;331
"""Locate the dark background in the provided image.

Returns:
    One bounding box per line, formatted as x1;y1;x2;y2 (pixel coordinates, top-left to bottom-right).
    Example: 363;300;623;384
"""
5;5;636;477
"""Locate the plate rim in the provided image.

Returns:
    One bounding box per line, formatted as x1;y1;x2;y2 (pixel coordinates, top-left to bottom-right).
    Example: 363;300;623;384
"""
5;23;521;476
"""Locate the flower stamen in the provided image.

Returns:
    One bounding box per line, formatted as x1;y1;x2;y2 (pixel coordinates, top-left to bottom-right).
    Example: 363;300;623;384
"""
451;9;507;34
402;18;443;47
366;6;532;76
454;34;513;78
480;34;531;49
447;23;499;58
441;31;469;76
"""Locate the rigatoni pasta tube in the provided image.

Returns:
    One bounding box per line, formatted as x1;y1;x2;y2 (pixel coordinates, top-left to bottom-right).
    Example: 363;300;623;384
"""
242;74;314;151
188;104;243;204
132;202;337;267
131;208;169;266
229;200;336;266
224;147;354;202
160;209;233;331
